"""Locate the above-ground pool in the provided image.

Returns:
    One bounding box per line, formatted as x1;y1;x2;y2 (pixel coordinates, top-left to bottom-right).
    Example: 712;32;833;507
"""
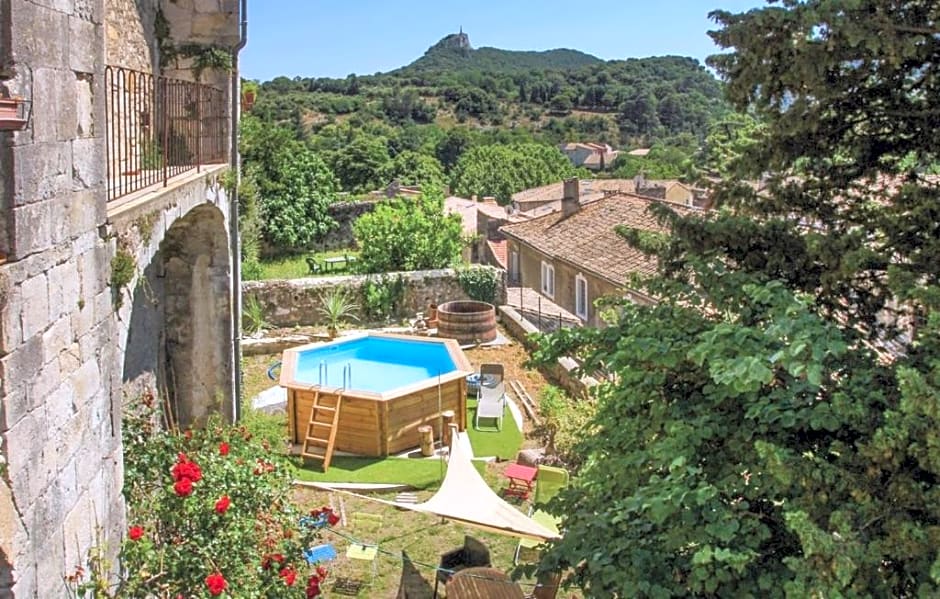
279;333;473;456
293;336;457;393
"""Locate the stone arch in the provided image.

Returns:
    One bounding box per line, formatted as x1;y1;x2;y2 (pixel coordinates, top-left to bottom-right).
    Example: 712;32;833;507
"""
122;202;233;427
161;204;233;426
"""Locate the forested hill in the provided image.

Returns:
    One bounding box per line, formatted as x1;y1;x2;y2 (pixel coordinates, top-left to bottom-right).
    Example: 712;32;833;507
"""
247;32;733;197
398;32;603;73
255;31;728;149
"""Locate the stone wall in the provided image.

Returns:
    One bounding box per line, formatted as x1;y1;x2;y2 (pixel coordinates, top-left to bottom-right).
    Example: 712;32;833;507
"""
498;306;597;399
106;0;159;72
243;266;505;328
0;0;239;595
0;2;119;597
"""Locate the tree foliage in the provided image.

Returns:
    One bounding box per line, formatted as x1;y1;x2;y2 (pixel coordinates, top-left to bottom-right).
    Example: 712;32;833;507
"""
450;143;576;204
533;2;940;596
352;189;464;273
240;115;338;251
382;150;446;189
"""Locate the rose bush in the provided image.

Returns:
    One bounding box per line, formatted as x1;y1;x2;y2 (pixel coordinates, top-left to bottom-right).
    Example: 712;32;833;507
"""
67;391;335;598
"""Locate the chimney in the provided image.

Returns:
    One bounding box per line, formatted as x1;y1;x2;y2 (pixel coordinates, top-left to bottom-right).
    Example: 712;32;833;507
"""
562;178;580;218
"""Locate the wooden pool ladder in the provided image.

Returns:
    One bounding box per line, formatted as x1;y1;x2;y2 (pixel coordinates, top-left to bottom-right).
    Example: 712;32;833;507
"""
301;390;343;472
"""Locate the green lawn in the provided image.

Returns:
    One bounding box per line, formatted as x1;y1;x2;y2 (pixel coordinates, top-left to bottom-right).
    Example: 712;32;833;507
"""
255;249;359;280
292;455;486;490
466;398;524;460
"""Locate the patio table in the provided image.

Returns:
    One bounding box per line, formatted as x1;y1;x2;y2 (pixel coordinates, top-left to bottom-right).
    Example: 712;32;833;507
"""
503;463;538;501
446;566;525;599
323;256;347;271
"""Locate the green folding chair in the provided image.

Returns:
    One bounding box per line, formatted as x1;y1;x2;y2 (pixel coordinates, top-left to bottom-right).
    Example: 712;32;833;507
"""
513;509;561;565
534;465;569;507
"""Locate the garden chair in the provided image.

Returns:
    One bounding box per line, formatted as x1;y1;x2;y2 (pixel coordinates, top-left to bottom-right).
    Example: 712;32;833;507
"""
534;465;569;507
474;363;505;430
513;509;561;565
335;512;383;594
306;256;322;275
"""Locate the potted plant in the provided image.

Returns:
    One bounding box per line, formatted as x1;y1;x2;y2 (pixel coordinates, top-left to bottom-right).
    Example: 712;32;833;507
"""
241;80;258;113
0;96;29;130
318;288;359;339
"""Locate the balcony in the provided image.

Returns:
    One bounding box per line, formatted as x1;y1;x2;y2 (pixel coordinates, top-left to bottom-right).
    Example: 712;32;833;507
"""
105;65;227;203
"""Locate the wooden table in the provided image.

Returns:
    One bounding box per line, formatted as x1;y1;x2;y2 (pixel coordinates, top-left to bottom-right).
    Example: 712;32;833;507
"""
323;256;347;271
446;566;525;599
503;463;538;500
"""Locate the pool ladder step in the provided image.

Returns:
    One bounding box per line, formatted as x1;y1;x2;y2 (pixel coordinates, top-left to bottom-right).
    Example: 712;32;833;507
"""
301;390;343;472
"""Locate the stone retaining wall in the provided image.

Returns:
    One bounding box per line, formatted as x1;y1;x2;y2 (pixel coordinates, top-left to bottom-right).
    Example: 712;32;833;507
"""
242;266;505;328
498;305;597;399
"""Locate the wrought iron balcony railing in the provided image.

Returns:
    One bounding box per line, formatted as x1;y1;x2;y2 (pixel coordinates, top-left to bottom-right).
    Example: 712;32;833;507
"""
105;65;226;202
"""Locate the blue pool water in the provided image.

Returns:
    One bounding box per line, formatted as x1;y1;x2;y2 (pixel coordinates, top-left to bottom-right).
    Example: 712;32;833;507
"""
294;336;457;393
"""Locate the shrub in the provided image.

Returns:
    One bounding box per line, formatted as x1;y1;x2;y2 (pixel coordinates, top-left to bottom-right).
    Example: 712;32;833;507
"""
360;274;405;323
457;265;501;305
67;391;336;598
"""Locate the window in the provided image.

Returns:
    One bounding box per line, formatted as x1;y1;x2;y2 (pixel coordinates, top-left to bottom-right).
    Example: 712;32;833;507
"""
575;274;589;320
509;249;520;284
540;261;555;298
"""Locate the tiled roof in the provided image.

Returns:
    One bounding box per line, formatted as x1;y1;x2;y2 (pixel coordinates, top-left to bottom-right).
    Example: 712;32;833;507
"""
487;239;508;269
511;179;638;207
500;193;694;285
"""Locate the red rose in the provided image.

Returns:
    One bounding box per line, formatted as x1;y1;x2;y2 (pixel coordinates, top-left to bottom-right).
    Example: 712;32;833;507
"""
316;565;328;579
219;441;230;456
174;478;193;497
128;525;144;541
306;575;321;599
205;572;227;596
215;495;231;514
279;566;297;586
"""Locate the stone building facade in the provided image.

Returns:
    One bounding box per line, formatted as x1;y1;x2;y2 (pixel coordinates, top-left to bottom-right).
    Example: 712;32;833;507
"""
0;1;242;596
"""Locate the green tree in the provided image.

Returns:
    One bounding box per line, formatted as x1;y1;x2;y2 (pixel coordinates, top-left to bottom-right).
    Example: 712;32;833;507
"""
382;150;446;189
330;134;392;193
240;115;338;252
450;143;576;204
435;126;477;171
611;144;693;180
352;189;464;273
692;112;766;179
260;148;338;250
533;2;940;596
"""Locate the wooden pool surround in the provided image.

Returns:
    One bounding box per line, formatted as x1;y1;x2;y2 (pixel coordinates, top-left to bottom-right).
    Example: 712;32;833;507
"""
279;334;473;456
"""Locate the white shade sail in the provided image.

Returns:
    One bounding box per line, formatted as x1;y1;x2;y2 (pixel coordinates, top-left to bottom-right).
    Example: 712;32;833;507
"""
314;425;561;542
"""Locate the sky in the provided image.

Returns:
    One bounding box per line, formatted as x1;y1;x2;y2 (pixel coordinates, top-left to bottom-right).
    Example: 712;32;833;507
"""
241;0;767;82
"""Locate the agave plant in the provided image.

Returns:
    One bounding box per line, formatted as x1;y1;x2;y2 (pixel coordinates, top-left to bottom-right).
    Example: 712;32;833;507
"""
242;295;270;337
318;288;359;338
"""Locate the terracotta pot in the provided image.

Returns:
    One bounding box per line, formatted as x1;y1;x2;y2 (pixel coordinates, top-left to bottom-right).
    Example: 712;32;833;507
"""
241;90;256;112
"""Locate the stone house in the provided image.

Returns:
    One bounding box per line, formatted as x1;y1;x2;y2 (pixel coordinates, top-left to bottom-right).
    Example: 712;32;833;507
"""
0;1;244;596
501;179;692;327
510;178;638;217
559;142;619;170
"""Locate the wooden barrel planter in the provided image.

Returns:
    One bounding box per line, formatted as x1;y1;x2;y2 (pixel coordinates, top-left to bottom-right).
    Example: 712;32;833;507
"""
436;300;497;345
